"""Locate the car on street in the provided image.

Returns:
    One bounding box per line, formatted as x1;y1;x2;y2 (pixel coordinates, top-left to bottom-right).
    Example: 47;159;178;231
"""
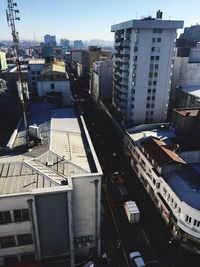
129;251;146;267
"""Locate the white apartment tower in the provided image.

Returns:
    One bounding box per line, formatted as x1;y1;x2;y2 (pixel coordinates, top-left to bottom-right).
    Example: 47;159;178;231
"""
111;11;183;125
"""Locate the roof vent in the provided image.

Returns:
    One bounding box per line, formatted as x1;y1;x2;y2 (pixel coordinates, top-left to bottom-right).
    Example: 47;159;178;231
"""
156;10;163;19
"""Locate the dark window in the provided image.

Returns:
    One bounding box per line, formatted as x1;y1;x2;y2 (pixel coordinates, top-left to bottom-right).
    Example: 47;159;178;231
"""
0;211;11;224
21;254;35;263
146;104;150;108
151;104;155;108
13;209;29;222
133;56;137;61
4;256;18;265
51;83;55;90
32;76;36;80
150;111;154;115
153;81;157;85
151;56;154;60
0;236;15;248
153;88;156;93
156;56;160;60
151;47;155;52
36;71;40;75
149;72;153;77
31;71;35;75
134;46;138;52
147;96;151;100
158;29;162;33
152;38;156;43
157;38;161;42
17;234;33;246
148;81;152;86
148;89;151;93
155;64;159;69
154;73;158;77
152;96;156;101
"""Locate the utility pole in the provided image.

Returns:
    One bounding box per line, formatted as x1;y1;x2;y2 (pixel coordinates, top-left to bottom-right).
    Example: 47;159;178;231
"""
6;0;29;146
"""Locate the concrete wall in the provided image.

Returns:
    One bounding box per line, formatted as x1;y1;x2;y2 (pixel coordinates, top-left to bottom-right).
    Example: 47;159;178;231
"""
37;80;71;106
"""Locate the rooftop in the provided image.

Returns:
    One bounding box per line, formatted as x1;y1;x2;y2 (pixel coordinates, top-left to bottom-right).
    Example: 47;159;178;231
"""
179;85;200;99
141;137;185;166
0;103;101;196
111;19;183;32
164;164;200;210
174;107;200;117
29;59;45;65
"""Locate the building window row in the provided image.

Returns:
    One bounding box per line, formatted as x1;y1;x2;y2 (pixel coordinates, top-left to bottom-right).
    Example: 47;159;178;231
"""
151;55;160;61
0;209;29;225
153;29;162;33
0;234;33;248
148;88;156;94
151;47;161;52
162;187;181;214
152;37;162;43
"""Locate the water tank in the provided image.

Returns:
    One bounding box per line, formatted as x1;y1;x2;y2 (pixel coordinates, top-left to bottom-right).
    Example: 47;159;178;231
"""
29;124;41;139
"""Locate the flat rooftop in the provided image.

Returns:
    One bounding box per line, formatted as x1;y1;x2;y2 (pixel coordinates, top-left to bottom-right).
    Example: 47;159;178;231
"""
0;102;101;196
127;123;176;143
179;85;200;99
164;164;200;210
111;18;183;31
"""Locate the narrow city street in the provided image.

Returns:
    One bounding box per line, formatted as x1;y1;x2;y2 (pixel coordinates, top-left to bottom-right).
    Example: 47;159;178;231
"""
80;96;200;267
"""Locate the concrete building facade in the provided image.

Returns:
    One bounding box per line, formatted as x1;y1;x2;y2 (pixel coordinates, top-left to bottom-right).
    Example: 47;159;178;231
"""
124;108;200;255
91;60;113;102
44;35;57;46
111;12;183;125
0;105;102;266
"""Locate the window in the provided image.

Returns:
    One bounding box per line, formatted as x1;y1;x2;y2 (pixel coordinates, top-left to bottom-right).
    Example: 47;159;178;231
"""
51;83;55;90
0;211;11;224
146;104;150;108
153;88;156;93
148;89;151;93
156;56;160;60
152;96;156;101
147;96;151;100
21;254;35;263
151;56;154;60
185;215;192;224
133;56;137;61
157;37;162;42
149;72;153;78
148;81;152;86
155;64;159;69
194;219;197;226
13;209;29;222
4;256;18;265
151;47;155;52
150;111;154;115
0;236;15;248
152;38;156;43
153;81;157;85
17;234;33;246
151;104;155;108
36;71;40;75
31;71;35;75
158;29;162;33
154;73;158;77
134;46;138;52
156;47;161;52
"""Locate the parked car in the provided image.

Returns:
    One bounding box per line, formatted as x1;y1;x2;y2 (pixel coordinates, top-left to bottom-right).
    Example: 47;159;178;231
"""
82;261;95;267
129;251;146;267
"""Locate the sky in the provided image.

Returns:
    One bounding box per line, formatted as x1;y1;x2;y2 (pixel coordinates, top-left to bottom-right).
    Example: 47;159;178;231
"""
1;0;200;42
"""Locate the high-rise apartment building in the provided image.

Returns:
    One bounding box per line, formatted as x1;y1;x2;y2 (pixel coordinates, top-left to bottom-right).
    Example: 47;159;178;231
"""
111;11;183;125
60;39;69;50
74;40;83;50
44;34;57;46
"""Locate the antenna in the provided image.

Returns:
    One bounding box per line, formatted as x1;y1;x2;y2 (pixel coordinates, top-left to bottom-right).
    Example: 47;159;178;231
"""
6;0;29;147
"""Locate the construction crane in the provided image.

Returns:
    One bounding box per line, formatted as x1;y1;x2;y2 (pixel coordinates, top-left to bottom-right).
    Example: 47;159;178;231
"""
6;0;29;146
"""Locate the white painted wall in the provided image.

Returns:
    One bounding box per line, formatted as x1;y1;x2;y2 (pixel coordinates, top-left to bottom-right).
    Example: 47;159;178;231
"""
37;80;72;106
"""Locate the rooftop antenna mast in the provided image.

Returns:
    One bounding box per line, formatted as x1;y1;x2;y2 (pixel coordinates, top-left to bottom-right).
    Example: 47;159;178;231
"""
6;0;29;146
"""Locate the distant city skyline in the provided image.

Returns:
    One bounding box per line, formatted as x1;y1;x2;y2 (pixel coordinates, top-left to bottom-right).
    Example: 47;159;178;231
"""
1;0;200;41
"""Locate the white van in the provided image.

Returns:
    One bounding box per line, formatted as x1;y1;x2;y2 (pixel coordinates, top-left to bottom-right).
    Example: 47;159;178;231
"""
129;251;146;267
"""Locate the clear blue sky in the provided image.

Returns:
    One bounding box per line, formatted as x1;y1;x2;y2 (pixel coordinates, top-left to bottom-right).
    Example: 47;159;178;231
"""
1;0;200;41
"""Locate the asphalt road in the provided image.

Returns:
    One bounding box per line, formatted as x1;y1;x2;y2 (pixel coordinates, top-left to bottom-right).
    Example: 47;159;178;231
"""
82;97;200;267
